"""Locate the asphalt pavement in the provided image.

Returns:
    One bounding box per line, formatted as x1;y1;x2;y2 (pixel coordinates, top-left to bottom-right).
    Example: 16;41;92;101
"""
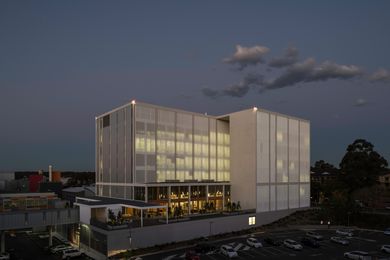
140;227;390;260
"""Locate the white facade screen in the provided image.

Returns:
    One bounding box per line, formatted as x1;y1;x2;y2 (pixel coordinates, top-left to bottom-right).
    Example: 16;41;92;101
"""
257;112;270;183
256;185;269;212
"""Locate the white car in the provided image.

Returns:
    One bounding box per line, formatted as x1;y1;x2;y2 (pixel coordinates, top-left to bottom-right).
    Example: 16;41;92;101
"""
51;244;73;254
246;237;262;248
0;253;10;260
306;231;323;240
381;245;390;253
61;248;85;259
343;251;370;260
384;228;390;236
336;229;353;237
220;245;238;258
330;236;349;245
283;239;303;250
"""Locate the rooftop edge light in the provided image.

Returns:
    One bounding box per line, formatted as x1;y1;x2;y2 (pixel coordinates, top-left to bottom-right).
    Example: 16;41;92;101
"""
253;107;258;112
131;100;136;105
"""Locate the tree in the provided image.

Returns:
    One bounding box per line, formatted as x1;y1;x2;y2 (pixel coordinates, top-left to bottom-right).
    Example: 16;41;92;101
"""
312;160;339;174
117;211;123;224
340;139;388;193
108;209;116;224
226;201;232;212
236;201;241;211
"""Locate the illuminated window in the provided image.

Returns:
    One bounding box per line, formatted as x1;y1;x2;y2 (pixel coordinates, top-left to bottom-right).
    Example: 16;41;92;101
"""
249;216;256;226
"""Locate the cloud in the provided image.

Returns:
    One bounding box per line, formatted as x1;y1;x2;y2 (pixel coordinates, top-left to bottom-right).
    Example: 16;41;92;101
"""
202;73;263;98
201;87;220;99
223;45;270;70
354;98;368;107
265;58;363;89
369;68;390;82
269;46;299;68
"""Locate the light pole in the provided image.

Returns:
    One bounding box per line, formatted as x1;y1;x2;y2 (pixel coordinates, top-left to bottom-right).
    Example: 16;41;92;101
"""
128;220;133;254
209;221;213;237
347;212;351;227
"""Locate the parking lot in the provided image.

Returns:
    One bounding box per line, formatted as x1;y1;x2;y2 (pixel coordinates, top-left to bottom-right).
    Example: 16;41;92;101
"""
5;231;90;260
142;228;390;260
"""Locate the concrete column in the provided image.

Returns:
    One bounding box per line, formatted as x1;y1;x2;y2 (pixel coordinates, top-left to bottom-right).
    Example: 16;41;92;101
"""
140;209;143;227
1;231;5;253
166;206;169;224
48;226;53;247
188;186;191;215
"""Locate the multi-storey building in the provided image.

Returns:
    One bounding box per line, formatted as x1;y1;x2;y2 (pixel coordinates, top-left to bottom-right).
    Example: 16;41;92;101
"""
74;100;310;258
94;100;310;214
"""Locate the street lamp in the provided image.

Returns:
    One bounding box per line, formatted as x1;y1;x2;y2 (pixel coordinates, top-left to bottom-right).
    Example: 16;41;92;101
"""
209;221;214;237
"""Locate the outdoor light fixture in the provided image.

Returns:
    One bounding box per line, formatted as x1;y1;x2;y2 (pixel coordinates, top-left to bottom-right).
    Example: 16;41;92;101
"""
253;107;258;112
131;100;136;105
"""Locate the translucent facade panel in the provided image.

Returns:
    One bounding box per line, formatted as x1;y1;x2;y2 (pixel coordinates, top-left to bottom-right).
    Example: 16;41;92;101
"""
96;119;103;183
135;105;156;183
289;184;299;209
110;112;118;183
276;116;288;183
270;184;276;211
176;113;193;181
125;106;132;184
193;116;209;181
102;185;110;197
102;121;111;183
300;183;310;207
276;184;288;210
257;112;270;183
209;119;217;181
299;121;310;182
111;186;125;199
270;115;276;183
216;120;230;181
117;109;126;183
257;185;269;212
125;186;133;200
288;119;299;183
157;109;175;182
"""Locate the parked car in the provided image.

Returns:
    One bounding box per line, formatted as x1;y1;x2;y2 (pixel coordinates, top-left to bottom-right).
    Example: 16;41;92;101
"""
264;237;282;246
384;228;390;236
336;229;353;237
343;251;370;260
185;250;200;260
283;239;303;250
381;245;390;253
51;245;73;254
330;236;349;245
220;245;238;258
301;237;320;248
194;243;216;254
306;231;323;240
0;252;10;260
246;237;262;248
61;248;85;259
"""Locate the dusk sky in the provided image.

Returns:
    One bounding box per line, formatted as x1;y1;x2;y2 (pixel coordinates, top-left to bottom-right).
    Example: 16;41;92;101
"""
1;1;390;171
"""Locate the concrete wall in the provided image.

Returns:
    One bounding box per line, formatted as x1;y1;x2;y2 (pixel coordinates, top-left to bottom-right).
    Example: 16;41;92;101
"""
100;209;297;252
229;109;257;210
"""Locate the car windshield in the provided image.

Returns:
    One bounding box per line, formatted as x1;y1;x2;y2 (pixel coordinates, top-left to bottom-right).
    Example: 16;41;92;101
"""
288;241;297;245
250;238;257;242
